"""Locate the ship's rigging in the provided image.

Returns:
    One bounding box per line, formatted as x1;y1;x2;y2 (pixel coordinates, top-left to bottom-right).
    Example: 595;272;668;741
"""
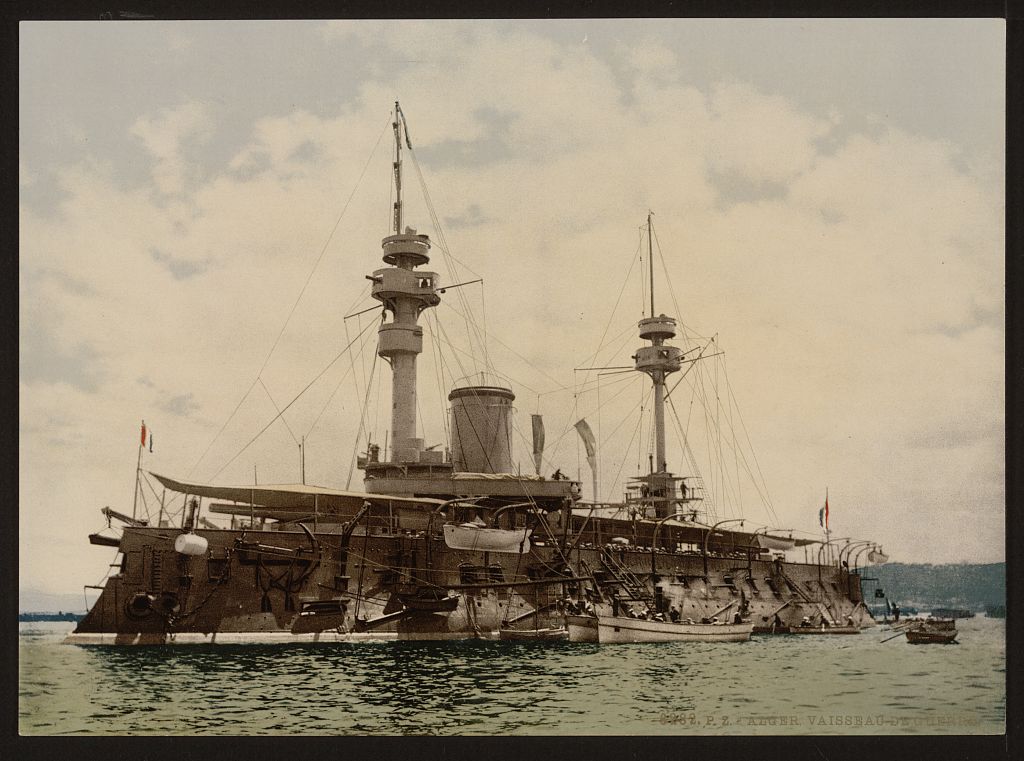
134;102;780;538
70;101;886;645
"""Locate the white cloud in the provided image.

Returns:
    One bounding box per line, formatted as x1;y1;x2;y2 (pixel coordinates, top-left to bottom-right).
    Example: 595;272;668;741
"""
129;101;212;195
705;82;833;183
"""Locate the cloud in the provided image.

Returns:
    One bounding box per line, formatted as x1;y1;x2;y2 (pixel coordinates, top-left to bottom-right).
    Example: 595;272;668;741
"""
130;101;213;195
160;393;199;417
414;107;519;169
443;203;492;229
149;247;209;280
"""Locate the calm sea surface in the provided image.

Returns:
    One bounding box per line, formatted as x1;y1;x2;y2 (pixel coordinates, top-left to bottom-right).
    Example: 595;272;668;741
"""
19;617;1004;735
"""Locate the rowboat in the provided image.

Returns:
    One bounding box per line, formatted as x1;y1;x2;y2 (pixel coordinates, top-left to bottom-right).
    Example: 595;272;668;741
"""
498;626;568;641
596;615;752;643
905;617;958;644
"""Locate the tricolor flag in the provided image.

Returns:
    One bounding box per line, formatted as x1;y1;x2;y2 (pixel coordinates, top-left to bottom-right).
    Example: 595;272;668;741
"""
818;492;830;530
140;420;147;447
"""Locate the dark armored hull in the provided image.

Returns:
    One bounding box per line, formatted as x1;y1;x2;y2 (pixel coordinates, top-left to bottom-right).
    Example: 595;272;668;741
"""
68;513;873;644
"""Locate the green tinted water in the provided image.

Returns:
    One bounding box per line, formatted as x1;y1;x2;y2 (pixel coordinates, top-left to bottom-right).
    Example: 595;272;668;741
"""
19;617;1004;735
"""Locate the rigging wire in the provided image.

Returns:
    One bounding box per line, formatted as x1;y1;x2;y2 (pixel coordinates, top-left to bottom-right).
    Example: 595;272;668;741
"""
345;327;382;488
435;303;540;396
407;148;490;378
306;310;381;440
187;114;393;479
543;371;640;468
671;349;780;525
666;393;716;523
604;385;650;499
209;317;380;482
259;378;300;447
425;311;452;449
724;370;779;523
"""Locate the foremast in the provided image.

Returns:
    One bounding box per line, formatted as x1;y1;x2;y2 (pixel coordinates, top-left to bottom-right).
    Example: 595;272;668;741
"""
368;102;442;466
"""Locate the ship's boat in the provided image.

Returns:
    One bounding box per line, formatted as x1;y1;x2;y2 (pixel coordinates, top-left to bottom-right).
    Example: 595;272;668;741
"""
498;626;568;641
867;549;889;564
443;524;532;553
65;102;886;645
759;534;798;551
905;618;958;644
595;615;753;644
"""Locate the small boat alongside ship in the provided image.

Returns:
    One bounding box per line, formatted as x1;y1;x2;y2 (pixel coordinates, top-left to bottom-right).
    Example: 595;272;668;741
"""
498;626;568;641
593;615;752;644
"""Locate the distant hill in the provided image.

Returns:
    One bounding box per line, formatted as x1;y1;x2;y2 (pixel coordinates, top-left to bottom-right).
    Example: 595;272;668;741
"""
860;562;1005;612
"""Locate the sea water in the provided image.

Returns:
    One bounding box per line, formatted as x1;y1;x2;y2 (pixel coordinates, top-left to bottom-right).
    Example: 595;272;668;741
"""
18;617;1005;735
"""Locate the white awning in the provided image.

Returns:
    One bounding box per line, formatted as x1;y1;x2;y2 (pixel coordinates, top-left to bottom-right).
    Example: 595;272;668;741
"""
148;472;445;512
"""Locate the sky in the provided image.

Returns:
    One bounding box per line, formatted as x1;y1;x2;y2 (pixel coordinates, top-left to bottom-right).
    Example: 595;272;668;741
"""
19;19;1005;603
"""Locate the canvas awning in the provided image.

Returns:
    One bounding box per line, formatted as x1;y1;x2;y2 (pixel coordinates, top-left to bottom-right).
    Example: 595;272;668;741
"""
149;472;445;513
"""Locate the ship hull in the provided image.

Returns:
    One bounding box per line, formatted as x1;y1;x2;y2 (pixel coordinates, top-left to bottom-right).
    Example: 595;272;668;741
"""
67;523;874;645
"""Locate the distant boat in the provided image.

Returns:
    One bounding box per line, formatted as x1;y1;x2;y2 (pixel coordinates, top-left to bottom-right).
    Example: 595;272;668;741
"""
595;615;752;643
905;618;958;644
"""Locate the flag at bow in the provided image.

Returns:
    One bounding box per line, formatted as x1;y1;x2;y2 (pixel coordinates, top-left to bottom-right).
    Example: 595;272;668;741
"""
140;420;147;447
818;491;829;531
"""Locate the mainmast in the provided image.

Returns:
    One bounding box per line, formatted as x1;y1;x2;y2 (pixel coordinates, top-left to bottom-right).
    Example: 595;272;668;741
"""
632;214;684;518
367;102;440;464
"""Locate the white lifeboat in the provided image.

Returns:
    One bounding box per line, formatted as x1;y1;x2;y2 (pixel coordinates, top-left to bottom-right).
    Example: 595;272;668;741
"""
442;524;532;554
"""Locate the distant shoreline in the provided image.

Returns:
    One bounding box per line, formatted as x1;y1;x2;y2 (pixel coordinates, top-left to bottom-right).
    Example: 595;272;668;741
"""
19;612;85;622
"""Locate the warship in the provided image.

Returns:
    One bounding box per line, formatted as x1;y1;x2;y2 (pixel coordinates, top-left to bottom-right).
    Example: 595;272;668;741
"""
66;103;884;645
